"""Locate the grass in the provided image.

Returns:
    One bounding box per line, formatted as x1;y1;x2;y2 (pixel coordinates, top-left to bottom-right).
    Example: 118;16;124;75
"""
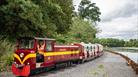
88;64;108;77
0;38;15;72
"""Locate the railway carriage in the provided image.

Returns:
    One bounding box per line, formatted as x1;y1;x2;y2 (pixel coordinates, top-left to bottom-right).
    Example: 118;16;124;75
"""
78;42;90;61
89;43;96;58
88;43;92;57
91;44;96;58
94;44;99;57
97;44;104;56
73;42;103;63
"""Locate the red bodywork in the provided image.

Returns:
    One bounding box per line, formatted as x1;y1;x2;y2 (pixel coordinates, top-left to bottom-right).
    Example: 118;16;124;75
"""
54;45;80;62
12;37;80;76
12;38;37;76
12;64;30;76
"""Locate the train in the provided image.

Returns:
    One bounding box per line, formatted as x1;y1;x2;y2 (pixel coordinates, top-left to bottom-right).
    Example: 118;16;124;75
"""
12;37;104;76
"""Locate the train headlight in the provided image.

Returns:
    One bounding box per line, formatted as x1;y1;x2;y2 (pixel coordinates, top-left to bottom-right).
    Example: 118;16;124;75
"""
20;53;24;58
14;62;16;64
80;56;83;59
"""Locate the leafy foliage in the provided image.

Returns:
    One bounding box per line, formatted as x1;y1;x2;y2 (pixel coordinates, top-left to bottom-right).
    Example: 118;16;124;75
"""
0;0;44;38
124;39;138;47
78;0;101;22
32;0;73;34
0;0;73;39
52;0;73;33
0;38;14;71
57;17;99;44
0;38;15;57
93;38;138;47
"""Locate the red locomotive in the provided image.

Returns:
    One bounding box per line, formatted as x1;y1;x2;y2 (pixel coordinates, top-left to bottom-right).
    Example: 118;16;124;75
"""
12;37;103;76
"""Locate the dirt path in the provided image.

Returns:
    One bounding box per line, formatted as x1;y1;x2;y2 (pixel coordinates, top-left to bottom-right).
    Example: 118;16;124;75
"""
0;52;138;77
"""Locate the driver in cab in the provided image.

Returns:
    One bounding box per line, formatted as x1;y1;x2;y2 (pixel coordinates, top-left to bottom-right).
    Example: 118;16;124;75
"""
37;40;45;55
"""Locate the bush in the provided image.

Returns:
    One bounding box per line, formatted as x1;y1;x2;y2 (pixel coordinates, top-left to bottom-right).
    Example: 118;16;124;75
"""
0;38;15;58
0;38;15;71
0;54;13;71
4;55;14;66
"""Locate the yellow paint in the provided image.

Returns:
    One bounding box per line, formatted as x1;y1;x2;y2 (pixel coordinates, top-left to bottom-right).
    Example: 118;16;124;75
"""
44;51;80;56
38;50;44;55
14;53;36;64
22;54;36;63
14;54;23;64
14;51;79;64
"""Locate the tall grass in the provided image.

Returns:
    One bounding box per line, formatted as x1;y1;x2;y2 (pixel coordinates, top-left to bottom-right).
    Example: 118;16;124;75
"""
0;38;15;71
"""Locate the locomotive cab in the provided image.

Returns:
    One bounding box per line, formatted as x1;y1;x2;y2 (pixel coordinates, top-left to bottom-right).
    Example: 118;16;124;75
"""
15;37;36;65
35;37;55;68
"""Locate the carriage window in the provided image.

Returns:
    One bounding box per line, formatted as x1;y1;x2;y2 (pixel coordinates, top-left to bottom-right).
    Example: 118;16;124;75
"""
87;46;89;51
19;39;34;49
46;41;52;51
93;46;95;50
91;46;92;51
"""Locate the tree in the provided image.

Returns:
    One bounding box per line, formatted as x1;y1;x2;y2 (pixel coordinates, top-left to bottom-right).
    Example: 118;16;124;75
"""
0;0;44;39
78;0;101;22
124;39;138;47
93;38;138;47
0;0;74;39
52;0;73;33
32;0;73;34
65;17;98;43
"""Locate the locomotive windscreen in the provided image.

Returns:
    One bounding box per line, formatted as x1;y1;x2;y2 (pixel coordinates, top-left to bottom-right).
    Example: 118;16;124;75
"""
18;38;34;49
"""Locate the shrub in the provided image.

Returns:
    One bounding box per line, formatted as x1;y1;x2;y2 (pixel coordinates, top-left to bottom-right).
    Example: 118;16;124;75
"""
0;38;15;71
